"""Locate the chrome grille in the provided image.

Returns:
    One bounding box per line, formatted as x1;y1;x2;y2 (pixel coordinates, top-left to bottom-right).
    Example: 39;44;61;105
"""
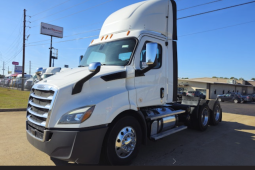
26;84;58;141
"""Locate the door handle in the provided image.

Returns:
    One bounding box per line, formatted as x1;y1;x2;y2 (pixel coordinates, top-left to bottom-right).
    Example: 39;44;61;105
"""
160;88;164;99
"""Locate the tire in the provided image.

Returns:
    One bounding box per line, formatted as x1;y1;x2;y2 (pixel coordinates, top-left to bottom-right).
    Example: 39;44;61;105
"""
234;99;238;104
210;101;222;125
101;116;142;165
197;104;210;131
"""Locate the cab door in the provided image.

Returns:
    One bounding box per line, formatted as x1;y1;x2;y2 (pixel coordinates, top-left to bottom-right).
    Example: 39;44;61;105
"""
134;36;167;107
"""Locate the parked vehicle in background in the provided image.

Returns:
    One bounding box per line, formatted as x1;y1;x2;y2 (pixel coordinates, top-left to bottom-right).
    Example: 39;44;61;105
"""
9;73;19;87
217;93;243;103
16;74;32;88
252;94;255;101
25;74;39;90
186;91;206;99
241;94;252;102
41;67;61;79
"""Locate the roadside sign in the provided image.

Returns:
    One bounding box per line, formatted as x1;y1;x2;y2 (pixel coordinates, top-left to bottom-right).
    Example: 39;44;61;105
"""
12;61;19;65
8;71;12;74
40;22;63;38
14;66;22;74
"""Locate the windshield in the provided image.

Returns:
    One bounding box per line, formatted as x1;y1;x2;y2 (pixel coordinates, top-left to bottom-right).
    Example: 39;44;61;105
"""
79;38;137;67
43;74;53;79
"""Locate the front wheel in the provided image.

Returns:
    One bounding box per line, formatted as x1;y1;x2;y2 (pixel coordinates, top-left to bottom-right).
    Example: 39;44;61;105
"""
101;116;142;165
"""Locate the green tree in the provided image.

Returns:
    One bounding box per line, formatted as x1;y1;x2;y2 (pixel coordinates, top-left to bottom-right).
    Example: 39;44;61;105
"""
239;77;244;80
230;77;237;80
212;76;218;78
219;77;223;79
182;77;189;79
224;77;228;79
251;78;255;81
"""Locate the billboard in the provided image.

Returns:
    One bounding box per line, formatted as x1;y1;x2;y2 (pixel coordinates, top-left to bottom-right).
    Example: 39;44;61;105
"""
14;66;22;74
12;61;19;65
40;22;63;38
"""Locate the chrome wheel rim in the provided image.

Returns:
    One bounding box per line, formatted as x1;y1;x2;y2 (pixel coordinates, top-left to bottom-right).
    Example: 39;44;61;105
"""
234;99;238;103
214;105;220;121
218;98;221;102
115;126;136;159
201;108;209;126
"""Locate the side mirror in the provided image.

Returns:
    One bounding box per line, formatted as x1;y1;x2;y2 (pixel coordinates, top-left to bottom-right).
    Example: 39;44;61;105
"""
89;62;101;72
80;55;83;62
135;43;158;77
146;43;158;66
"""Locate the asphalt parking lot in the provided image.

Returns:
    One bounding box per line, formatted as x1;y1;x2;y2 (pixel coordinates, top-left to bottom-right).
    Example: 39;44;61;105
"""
0;102;255;166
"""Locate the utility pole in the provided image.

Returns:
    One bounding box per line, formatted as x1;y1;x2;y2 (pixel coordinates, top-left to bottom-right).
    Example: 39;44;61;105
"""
49;36;52;67
29;61;30;75
21;9;26;91
8;66;9;74
2;61;4;76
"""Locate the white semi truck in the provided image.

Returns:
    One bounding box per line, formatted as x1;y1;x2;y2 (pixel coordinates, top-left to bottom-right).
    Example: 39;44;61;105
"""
26;0;222;165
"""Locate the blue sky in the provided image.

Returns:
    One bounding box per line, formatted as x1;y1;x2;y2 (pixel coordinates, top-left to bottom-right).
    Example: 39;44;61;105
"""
0;0;254;80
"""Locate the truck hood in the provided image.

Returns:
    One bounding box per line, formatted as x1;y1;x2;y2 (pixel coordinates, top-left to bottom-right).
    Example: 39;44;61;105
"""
38;66;127;88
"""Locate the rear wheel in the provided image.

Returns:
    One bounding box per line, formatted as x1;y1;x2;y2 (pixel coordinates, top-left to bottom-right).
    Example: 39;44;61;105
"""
101;116;142;165
210;101;222;125
197;104;210;131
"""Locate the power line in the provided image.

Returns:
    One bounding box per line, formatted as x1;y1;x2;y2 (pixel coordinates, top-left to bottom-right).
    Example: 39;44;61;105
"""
27;28;100;45
179;20;255;37
32;0;71;17
26;35;98;47
178;0;255;20
178;0;222;11
31;0;91;22
31;0;114;28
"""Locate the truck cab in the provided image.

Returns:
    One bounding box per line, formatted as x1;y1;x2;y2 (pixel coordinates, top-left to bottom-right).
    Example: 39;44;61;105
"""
26;0;222;165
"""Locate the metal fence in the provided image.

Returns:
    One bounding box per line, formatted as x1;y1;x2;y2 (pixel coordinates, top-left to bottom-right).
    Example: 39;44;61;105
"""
0;78;32;91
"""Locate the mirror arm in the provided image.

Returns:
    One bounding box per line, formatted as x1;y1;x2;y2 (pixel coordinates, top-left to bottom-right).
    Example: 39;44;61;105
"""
72;66;101;95
135;59;158;77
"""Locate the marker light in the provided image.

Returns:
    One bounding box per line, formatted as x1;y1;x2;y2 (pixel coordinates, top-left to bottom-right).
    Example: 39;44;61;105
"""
91;40;94;44
101;36;104;41
127;31;130;36
105;35;108;40
110;34;113;39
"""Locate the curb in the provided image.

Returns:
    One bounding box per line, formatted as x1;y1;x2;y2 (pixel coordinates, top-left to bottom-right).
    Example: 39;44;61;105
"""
0;108;27;112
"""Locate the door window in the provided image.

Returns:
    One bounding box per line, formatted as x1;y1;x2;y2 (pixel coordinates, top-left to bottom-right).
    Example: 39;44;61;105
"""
140;42;162;69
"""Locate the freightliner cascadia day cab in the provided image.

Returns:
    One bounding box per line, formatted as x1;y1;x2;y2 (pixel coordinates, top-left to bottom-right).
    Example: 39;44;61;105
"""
26;0;222;165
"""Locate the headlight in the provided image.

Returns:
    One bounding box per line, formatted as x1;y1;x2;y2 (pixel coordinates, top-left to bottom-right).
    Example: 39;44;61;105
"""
58;106;95;124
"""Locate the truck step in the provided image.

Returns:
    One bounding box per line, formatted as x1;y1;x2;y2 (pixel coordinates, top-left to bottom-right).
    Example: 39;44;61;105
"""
146;110;185;121
151;125;187;140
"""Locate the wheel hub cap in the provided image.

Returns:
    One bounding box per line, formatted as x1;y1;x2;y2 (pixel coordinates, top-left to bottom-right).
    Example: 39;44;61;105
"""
201;108;209;126
115;127;136;158
214;105;220;121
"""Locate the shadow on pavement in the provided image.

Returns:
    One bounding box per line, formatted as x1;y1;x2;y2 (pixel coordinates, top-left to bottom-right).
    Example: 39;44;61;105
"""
50;120;255;166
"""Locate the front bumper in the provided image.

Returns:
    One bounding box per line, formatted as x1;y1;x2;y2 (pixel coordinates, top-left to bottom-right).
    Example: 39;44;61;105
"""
26;121;108;164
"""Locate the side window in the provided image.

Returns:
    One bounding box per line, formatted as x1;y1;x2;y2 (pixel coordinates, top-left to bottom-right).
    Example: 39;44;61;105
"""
140;42;162;69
